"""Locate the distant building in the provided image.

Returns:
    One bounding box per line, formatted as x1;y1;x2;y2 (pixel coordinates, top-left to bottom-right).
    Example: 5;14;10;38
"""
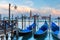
30;10;32;18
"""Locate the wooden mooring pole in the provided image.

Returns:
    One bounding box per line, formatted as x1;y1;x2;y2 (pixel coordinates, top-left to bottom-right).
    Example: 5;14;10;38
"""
24;15;26;29
49;15;51;40
57;17;60;39
16;16;18;40
11;14;14;40
22;15;23;30
3;17;8;40
32;15;36;34
0;14;1;21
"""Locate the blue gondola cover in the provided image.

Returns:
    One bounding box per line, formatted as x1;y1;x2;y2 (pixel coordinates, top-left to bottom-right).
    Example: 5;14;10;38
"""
27;23;36;30
51;22;59;31
35;21;48;34
51;22;59;35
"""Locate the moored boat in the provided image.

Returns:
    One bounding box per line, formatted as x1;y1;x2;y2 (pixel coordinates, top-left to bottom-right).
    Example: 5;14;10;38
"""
18;23;36;36
34;21;48;39
51;22;60;40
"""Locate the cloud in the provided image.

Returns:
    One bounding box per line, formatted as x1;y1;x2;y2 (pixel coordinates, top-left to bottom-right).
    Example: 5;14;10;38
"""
0;4;33;14
38;7;60;17
55;5;60;9
24;1;34;6
0;4;60;17
0;4;8;9
51;9;60;15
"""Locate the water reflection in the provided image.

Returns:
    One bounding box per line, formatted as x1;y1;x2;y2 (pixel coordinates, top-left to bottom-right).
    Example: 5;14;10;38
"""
52;34;60;40
22;33;32;40
34;32;48;40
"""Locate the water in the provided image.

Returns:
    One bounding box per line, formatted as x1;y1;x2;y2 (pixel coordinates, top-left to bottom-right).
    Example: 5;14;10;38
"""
0;19;60;40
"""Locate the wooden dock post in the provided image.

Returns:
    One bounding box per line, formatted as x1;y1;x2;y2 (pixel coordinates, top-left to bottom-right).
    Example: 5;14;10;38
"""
14;16;19;39
24;15;26;29
33;15;36;34
28;17;30;26
12;14;13;20
49;15;51;40
3;17;7;40
36;14;39;30
0;14;1;21
6;34;8;40
0;14;1;25
57;17;60;39
16;16;19;40
57;17;60;26
22;15;23;30
15;17;17;28
11;14;14;40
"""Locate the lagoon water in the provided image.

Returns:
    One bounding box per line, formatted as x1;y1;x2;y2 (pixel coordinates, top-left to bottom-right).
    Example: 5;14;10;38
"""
0;19;59;40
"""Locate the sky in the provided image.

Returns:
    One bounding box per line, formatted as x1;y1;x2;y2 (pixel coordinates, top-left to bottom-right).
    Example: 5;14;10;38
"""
0;0;60;18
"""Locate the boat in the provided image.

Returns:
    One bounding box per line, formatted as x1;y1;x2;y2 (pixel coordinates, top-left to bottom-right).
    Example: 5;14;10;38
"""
34;21;48;39
51;22;60;40
14;15;36;36
18;23;36;36
22;31;32;40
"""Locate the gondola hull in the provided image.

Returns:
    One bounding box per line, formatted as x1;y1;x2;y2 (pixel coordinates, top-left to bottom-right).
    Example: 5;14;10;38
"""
34;30;47;38
22;32;32;40
13;29;32;36
13;23;36;36
34;21;48;40
18;30;32;36
52;31;60;40
14;23;36;36
51;22;60;40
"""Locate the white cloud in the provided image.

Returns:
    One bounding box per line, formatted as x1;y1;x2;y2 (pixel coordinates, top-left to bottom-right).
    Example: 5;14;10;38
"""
0;0;8;4
0;3;60;18
39;7;60;17
21;0;34;7
24;1;34;6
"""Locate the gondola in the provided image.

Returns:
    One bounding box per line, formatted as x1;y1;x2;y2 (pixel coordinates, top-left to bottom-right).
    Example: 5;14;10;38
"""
22;31;32;40
51;22;60;40
14;15;36;36
18;23;36;36
34;21;48;39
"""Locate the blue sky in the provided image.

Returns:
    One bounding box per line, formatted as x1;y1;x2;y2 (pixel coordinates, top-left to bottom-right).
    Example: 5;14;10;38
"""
0;0;60;8
0;0;60;18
